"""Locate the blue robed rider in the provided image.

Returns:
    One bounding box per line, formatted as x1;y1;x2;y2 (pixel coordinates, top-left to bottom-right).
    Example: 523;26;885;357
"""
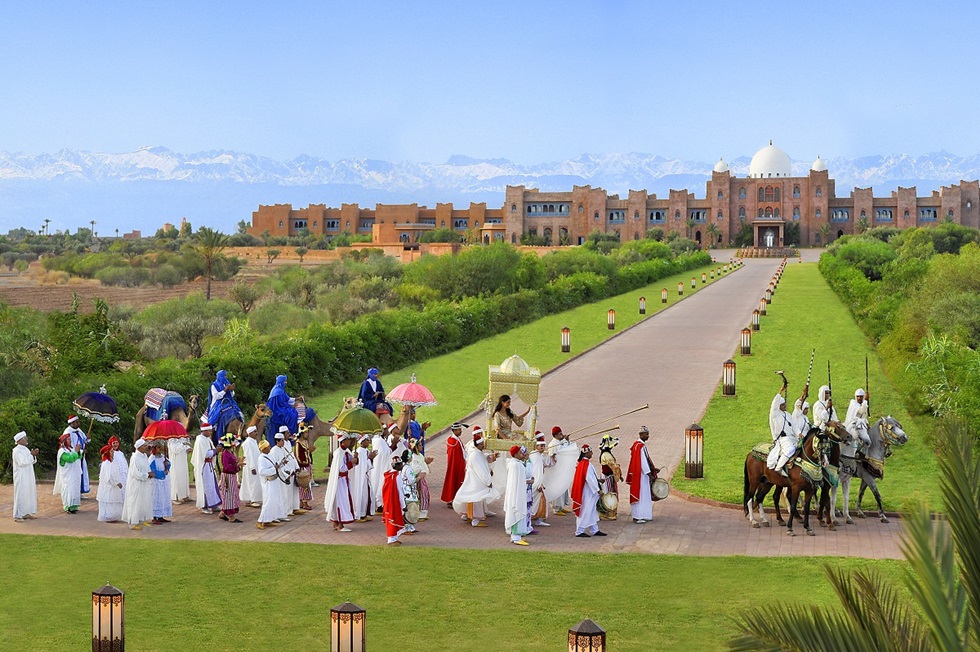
206;370;243;444
267;375;317;445
358;367;393;417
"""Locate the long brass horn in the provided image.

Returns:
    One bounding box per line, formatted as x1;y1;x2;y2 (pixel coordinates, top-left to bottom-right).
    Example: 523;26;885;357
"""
566;424;620;443
563;404;649;437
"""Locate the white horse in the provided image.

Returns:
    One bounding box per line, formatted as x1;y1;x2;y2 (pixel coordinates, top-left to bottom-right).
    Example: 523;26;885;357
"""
832;415;907;524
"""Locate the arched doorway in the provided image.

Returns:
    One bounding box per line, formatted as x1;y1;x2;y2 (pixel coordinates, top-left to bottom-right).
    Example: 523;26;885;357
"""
695;230;702;245
543;228;553;246
837;230;844;240
764;228;775;248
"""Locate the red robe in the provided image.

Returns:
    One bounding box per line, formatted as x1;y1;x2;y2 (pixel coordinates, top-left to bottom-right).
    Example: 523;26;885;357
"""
626;440;654;504
440;435;466;503
570;459;590;517
382;469;404;537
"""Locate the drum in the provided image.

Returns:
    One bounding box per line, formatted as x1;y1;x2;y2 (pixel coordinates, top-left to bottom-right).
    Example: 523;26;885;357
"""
651;478;670;502
404;502;421;524
294;468;313;488
599;491;618;513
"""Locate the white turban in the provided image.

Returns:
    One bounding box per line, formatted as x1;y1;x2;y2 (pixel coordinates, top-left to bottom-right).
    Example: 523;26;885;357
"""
13;431;27;443
278;425;289;433
274;432;285;440
246;425;257;434
855;388;865;397
135;438;147;448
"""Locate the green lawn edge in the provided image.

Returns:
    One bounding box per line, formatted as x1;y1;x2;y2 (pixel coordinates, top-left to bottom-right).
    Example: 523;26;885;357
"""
309;262;733;430
0;533;909;652
672;262;940;512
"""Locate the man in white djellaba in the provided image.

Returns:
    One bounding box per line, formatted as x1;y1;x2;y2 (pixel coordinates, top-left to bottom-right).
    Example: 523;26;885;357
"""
257;440;287;529
350;434;374;522
168;434;193;503
192;421;221;514
845;388;871;451
238;425;263;508
12;431;38;522
97;443;124;523
452;427;500;527
504;445;532;546
121;439;155;531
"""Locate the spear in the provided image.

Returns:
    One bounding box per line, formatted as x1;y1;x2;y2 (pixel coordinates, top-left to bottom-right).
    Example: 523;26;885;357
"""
805;349;815;394
865;355;871;418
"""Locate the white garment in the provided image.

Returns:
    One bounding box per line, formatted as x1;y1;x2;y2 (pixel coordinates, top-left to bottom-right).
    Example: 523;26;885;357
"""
56;448;82;509
630;444;654;521
283;440;300;512
149;455;172;518
503;457;529;538
267;446;292;520
350;446;373;519
257;452;287;523
191;435;220;509
792;401;811;436
121;451;154;526
547;437;572;510
452;447;501;515
112;450;129;492
370;435;393;510
813;386;836;431
97;459;124;522
845;398;871;450
528;450;552;519
323;448;355;524
767;393;797;469
168;437;192;501
238;437;263;504
575;463;600;535
12;444;37;518
65;426;90;494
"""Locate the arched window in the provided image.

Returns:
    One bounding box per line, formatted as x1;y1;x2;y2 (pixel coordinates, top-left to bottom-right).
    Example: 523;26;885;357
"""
774;208;780;218
528;228;537;237
793;207;800;221
948;209;955;219
441;221;445;227
773;187;780;202
739;187;746;200
758;188;765;202
634;211;639;221
793;186;800;198
279;221;284;227
511;204;517;213
313;221;318;227
816;187;823;197
526;206;532;214
739;207;745;219
717;190;723;200
634;232;639;240
765;187;774;202
346;220;350;228
578;204;584;213
674;211;681;220
816;209;822;219
511;233;517;244
765;207;773;218
717;210;723;221
594;211;599;221
904;210;910;218
758;208;764;218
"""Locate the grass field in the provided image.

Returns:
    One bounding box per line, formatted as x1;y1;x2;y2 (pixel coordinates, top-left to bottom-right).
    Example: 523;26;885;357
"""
309;262;731;430
673;262;941;512
0;533;909;651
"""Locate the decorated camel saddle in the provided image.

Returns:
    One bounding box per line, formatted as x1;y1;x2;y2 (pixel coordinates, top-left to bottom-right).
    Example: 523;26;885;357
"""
144;388;187;421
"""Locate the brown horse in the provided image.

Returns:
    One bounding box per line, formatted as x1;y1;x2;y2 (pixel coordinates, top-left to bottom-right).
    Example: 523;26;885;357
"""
743;428;827;537
134;392;200;442
774;426;844;531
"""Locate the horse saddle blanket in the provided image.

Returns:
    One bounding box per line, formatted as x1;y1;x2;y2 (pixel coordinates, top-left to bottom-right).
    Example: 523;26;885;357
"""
860;454;884;479
795;456;823;487
750;441;774;462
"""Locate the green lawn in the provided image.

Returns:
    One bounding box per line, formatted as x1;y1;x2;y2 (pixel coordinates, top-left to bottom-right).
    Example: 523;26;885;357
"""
673;262;940;512
310;262;733;429
0;533;909;651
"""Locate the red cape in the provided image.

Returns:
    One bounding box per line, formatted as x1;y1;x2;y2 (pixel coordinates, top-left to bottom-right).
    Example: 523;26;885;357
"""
382;469;404;537
626;440;648;504
570;459;590;517
440;435;466;503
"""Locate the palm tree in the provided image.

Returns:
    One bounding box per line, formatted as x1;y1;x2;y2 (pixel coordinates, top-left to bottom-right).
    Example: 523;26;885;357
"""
685;217;696;239
193;227;229;300
43;218;51;236
818;224;831;245
729;420;980;651
706;223;721;249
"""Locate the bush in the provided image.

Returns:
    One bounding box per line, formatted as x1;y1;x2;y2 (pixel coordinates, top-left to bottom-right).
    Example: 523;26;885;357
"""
96;265;151;287
152;264;184;287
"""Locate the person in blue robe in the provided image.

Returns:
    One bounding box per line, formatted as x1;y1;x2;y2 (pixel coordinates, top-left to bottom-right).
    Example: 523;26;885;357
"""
266;375;316;444
358;368;393;416
206;370;243;444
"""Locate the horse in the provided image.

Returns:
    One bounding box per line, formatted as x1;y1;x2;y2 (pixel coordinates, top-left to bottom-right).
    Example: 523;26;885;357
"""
832;415;907;524
134;391;200;442
744;427;836;537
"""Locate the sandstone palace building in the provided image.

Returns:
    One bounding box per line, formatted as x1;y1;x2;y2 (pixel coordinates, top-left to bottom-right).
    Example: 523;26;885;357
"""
249;143;980;249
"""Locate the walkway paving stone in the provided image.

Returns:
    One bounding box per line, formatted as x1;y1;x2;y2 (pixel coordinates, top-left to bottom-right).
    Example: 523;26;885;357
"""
0;257;904;559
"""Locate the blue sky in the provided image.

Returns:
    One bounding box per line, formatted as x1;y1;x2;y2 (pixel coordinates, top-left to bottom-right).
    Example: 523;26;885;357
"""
2;1;980;164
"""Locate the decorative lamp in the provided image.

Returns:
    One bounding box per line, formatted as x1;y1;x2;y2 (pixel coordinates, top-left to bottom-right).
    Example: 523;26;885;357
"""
691;277;696;289
759;298;767;316
568;619;606;652
710;270;715;279
661;287;668;303
740;327;751;355
92;583;124;652
685;423;704;479
677;282;684;296
639;296;646;315
561;326;571;353
607;309;615;330
722;359;736;396
765;288;772;304
331;601;366;652
701;272;707;284
751;310;760;331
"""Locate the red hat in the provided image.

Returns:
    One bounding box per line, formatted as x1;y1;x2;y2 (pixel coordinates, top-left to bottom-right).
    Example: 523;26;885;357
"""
100;444;113;462
551;426;562;435
67;415;79;424
509;445;522;457
534;433;547;444
59;433;72;447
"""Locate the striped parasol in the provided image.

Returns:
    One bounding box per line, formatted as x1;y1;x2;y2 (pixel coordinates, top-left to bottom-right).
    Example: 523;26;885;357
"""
142;420;188;441
387;373;438;408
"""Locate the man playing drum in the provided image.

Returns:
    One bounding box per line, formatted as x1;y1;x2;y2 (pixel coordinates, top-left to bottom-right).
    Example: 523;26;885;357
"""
598;434;623;521
626;426;659;524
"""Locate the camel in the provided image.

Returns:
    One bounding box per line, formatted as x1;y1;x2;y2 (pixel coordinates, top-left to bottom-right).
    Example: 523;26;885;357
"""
234;403;273;441
134;392;200;443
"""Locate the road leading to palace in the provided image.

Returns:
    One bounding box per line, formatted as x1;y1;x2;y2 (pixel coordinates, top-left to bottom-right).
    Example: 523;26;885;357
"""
0;255;904;559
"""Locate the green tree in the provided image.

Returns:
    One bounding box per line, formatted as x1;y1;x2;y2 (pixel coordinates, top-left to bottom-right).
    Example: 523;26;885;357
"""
705;223;721;248
730;420;980;652
237;220;250;235
192;227;230;300
684;217;696;239
228;279;264;314
295;246;309;263
266;249;281;264
818;224;831;245
856;214;870;234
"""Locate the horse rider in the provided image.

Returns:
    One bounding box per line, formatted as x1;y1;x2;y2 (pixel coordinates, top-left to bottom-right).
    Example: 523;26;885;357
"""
812;385;838;435
844;388;871;452
766;375;797;477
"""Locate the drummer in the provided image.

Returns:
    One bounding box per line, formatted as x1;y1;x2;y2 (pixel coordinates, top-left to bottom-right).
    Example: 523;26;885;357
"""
626;426;659;524
491;395;530;440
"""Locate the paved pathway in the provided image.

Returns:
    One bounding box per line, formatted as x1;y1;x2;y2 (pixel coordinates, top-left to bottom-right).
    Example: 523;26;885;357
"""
0;258;904;559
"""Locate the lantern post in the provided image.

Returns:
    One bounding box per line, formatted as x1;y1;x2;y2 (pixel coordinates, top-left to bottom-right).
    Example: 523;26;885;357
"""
568;619;606;652
331;601;366;652
607;309;615;330
740;327;752;355
685;423;704;479
92;583;124;652
561;326;571;353
722;359;736;396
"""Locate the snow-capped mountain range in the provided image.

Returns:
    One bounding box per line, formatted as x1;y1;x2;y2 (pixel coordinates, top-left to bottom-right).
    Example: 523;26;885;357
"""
1;146;978;233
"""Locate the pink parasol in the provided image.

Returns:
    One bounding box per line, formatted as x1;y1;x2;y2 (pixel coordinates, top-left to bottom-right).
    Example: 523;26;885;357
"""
142;419;188;441
387;373;438;408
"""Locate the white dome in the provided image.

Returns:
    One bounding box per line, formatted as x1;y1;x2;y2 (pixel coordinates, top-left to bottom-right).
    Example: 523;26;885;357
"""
749;141;792;178
713;157;730;173
811;155;827;172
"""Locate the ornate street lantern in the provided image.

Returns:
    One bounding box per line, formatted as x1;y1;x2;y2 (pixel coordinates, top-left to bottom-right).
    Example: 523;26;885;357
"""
765;288;772;304
331;601;366;652
751;310;760;331
759;297;767;316
701;272;707;284
710;270;715;279
661;288;668;303
690;277;696;289
92;583;124;652
722;359;736;396
607;309;615;330
568;619;606;652
561;326;571;353
685;423;704;479
639;296;646;314
741;327;751;355
677;282;684;296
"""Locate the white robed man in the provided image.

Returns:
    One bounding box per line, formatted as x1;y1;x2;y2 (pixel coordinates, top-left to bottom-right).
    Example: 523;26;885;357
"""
63;415;90;497
121;439;155;530
452;427;500;527
266;430;293;522
323;433;357;531
766;377;797;476
504;445;532;546
107;436;128;496
12;431;38;522
168;434;193;503
192;421;222;514
281;428;303;515
239;425;263;508
256;439;287;529
351;434;374;521
56;434;83;514
528;432;554;527
845;389;871;450
626;427;657;523
570;445;606;538
370;423;399;512
547;426;573;515
97;444;124;522
813;385;839;435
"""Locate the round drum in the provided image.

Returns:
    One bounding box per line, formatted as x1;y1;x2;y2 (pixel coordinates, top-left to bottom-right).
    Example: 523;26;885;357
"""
651;478;670;502
598;491;618;513
294;469;313;488
404;502;421;524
